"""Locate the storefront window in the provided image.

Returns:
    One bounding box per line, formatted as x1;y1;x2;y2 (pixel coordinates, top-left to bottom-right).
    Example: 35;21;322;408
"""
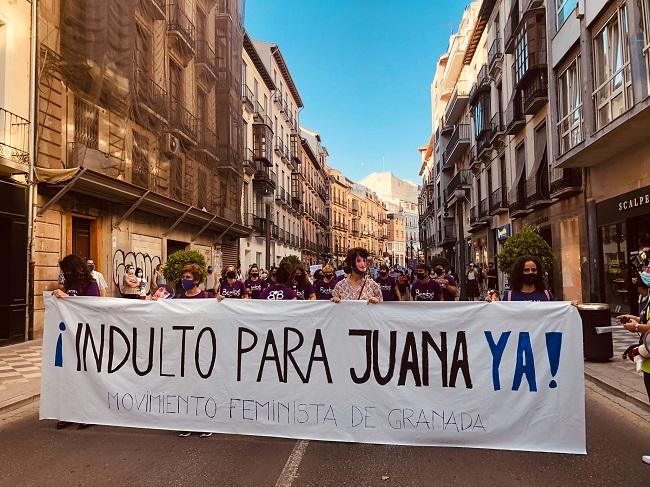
600;222;628;314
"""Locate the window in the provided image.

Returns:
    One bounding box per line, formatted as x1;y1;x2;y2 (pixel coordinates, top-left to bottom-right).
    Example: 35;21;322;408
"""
592;5;632;129
642;0;650;89
242;61;247;87
557;57;583;154
513;25;529;85
473;95;490;136
74;98;99;149
556;0;575;29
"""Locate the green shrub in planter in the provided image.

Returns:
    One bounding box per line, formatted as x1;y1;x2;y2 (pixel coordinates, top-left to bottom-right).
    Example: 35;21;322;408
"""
497;225;553;275
162;250;207;285
280;255;303;271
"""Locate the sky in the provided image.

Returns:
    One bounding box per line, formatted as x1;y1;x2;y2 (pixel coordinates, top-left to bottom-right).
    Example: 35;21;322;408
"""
244;0;468;185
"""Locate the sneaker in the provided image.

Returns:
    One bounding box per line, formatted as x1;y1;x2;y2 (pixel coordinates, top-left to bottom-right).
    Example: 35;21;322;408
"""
178;431;192;437
643;455;650;464
199;432;213;438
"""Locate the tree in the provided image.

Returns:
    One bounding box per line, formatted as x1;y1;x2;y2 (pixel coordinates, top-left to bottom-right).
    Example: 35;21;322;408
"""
497;226;554;276
162;250;207;284
280;255;302;272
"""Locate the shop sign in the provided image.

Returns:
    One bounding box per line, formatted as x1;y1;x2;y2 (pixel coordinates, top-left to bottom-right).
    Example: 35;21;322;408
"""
597;185;650;225
496;224;511;241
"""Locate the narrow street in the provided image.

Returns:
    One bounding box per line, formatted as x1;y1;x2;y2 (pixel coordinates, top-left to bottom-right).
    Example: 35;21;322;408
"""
1;387;648;486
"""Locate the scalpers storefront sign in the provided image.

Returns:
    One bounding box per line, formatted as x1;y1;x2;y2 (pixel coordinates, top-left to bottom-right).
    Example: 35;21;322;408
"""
41;296;586;454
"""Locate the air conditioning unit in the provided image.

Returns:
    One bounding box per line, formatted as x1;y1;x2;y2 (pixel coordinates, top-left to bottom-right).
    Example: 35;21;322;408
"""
162;133;180;157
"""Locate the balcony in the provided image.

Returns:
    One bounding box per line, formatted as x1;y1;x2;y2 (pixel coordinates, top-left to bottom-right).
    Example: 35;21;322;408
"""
135;72;169;123
522;70;548;115
253;102;273;129
476;125;493;162
505;91;525;135
143;0;166;20
549;167;582;199
242;149;256;176
443;224;457;244
351;228;360;237
290;133;302;166
273;91;283;108
291;171;304;205
508;177;531;218
488;37;503;79
489;112;505;147
274;137;285;157
0;108;29;175
446;169;472;202
167;2;195;65
504;3;520;54
525;166;552;210
169;96;198;143
445;80;469;126
443;123;470;167
197;125;217;160
489;187;508;215
271;224;279;240
67;142;125;180
252;123;273;167
479;198;489;219
468;65;490;106
195;41;216;84
252;214;267;235
242;84;254;112
253;164;276;195
440;116;454;136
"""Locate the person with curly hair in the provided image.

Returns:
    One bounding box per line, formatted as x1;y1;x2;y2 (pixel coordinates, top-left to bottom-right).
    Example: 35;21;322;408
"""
52;255;100;298
501;255;553;302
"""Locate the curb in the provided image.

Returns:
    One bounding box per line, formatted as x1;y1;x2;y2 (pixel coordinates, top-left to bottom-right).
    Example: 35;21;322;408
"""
0;393;40;416
584;371;650;414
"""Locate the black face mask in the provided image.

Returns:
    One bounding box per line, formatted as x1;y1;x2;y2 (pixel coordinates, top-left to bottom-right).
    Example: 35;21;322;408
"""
88;264;95;271
227;271;237;279
380;271;388;277
295;274;304;280
271;273;277;279
434;268;444;276
417;272;426;280
523;274;537;285
251;272;259;277
324;274;333;279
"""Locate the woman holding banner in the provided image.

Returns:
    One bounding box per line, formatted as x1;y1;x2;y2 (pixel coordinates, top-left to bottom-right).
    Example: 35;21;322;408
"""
216;265;248;300
331;248;382;304
501;255;553;302
313;264;338;300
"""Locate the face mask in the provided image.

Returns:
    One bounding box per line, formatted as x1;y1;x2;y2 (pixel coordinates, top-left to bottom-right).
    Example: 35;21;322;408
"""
295;274;304;280
641;272;650;287
380;271;387;277
127;268;134;275
417;272;426;280
435;268;444;276
227;271;236;279
324;274;333;279
207;268;213;274
181;278;195;291
88;264;95;271
251;272;259;277
523;274;537;285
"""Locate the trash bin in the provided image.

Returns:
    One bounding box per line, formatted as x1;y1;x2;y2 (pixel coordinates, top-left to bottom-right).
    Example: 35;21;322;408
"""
578;303;613;362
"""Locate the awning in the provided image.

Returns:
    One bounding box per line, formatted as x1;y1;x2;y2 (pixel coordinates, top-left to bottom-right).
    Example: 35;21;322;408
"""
37;166;252;238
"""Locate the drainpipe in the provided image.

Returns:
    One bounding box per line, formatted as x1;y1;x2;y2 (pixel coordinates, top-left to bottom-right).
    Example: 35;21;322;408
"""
25;0;38;341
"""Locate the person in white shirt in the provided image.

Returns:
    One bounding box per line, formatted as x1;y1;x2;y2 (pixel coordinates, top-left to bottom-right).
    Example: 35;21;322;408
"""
86;259;108;297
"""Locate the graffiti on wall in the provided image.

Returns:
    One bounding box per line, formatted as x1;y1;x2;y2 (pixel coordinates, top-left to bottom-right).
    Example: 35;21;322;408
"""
112;250;161;295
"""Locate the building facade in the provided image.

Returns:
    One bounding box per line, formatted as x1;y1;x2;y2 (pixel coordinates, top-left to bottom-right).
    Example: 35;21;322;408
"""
328;166;351;266
32;0;249;338
0;0;34;343
386;212;406;267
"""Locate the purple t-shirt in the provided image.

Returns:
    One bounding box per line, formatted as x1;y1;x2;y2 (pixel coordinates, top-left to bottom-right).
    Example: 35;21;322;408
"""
259;283;297;300
245;278;268;299
313;279;337;300
220;280;246;299
375;276;398;301
435;274;457;301
66;280;100;297
502;289;553;301
177;290;214;299
294;282;315;300
411;279;443;301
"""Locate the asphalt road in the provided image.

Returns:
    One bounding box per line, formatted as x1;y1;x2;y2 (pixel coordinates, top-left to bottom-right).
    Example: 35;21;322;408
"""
1;388;648;487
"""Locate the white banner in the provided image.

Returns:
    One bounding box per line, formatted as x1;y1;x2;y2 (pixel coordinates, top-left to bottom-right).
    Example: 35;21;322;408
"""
40;295;586;454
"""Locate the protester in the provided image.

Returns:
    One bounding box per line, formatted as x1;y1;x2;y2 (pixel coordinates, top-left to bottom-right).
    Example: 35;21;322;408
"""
266;266;278;286
84;258;108;297
150;264;166;294
122;264;140;299
375;264;400;301
216;265;247;300
433;263;458;301
52;254;100;430
485;289;501;302
411;263;443;301
313;268;324;282
465;264;480;301
260;268;269;282
332;247;382;304
313;264;338;300
477;263;485;292
244;264;268;299
260;263;297;300
174;264;213;438
135;267;147;299
501;255;553;301
487;261;498;291
397;271;412;301
204;266;216;292
292;266;316;300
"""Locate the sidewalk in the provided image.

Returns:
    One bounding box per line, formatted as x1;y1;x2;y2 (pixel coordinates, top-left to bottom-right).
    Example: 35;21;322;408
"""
1;333;648;418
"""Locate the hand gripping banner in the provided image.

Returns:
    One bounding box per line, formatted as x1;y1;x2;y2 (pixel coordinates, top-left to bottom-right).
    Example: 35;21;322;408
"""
40;295;586;454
